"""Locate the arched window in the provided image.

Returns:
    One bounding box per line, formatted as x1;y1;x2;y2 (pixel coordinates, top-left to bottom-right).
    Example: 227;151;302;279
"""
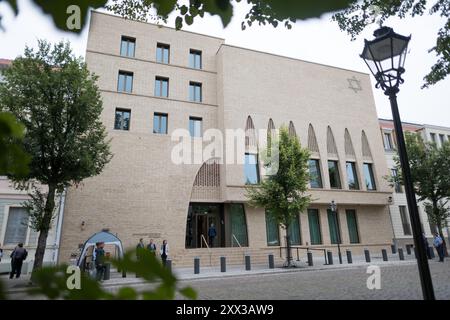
244;116;259;184
288;121;297;138
327;126;341;189
361;131;376;190
307;124;322;188
344;129;359;190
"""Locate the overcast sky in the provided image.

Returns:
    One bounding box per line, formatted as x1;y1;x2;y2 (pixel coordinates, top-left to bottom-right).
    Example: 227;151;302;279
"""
0;0;449;127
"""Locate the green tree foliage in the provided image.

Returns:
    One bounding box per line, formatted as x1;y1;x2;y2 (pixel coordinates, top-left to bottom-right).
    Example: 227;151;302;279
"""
246;126;311;266
0;249;196;300
332;0;450;87
1;0;355;32
392;132;450;247
0;112;30;177
0;40;112;272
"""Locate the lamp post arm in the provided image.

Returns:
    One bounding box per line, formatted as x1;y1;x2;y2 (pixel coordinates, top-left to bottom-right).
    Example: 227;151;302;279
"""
388;89;435;300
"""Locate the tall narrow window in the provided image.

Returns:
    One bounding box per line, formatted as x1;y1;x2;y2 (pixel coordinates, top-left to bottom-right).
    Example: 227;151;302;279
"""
189;49;202;69
4;207;28;245
153;113;168;134
288;214;301;245
189;117;202;137
244;153;259;185
391;168;402;193
120;36;135;57
156;43;170;64
383;132;394;150
327;209;341;244
230;204;248;247
328;160;341;189
346;161;359;190
114;109;131;130
308;159;323;188
117;71;133;93
399;205;412;235
155;77;169;97
308;209;322;245
189;82;202;102
430;133;436;144
439;134;445;146
346;209;360;243
265;211;279;246
363;163;376;190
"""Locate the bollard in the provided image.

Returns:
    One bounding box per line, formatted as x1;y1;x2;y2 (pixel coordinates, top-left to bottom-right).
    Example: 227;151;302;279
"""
307;252;313;266
245;255;251;271
166;259;172;273
391;244;397;254
406;244;412;255
346;250;353;264
327;251;333;265
382;249;388;261
398;248;405;260
194;257;200;274
268;254;275;269
220;256;226;273
364;249;371;263
103;263;111;280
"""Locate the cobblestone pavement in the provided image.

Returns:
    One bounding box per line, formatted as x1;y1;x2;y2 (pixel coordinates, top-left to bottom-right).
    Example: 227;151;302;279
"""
176;260;450;300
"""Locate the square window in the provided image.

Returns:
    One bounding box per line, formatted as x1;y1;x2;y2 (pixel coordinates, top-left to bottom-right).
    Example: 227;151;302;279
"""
156;43;170;64
118;71;133;93
189;49;202;69
153;113;168;134
189;82;202;102
114;109;131;130
155;77;169;97
120;36;135;57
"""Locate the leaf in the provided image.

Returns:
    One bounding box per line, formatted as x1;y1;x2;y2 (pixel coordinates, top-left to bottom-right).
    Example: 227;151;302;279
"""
202;0;233;27
180;286;197;299
179;5;188;15
116;287;138;300
260;0;356;20
185;14;193;25
5;0;19;15
0;112;30;177
175;15;183;29
32;0;108;33
152;0;177;17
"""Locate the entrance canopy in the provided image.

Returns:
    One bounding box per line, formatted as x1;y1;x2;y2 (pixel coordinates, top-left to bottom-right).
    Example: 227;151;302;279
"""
77;231;124;266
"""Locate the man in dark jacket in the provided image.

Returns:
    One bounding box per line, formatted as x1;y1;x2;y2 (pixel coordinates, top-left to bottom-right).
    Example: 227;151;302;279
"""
94;242;106;281
9;243;28;279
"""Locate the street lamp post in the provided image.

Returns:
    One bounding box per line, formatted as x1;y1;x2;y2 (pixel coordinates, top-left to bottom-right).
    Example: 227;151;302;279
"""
360;26;435;300
330;200;342;264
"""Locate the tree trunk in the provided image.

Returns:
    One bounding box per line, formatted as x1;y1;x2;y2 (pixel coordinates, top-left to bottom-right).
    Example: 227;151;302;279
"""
32;185;56;272
434;200;448;257
285;226;292;268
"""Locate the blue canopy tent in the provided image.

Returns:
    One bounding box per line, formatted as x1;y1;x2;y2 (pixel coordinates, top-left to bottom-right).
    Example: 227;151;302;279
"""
77;231;124;267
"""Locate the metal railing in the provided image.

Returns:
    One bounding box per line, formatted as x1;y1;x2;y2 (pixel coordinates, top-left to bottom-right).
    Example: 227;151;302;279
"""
279;246;329;265
231;234;246;264
200;234;212;266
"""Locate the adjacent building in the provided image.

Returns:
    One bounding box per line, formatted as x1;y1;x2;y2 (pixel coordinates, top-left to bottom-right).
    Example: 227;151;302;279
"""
379;118;450;247
57;11;395;266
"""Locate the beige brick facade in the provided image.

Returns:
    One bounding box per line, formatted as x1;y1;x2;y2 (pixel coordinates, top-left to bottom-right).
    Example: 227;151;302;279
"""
59;11;394;265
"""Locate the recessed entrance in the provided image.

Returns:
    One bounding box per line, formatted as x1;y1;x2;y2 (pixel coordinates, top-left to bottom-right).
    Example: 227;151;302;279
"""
185;203;249;249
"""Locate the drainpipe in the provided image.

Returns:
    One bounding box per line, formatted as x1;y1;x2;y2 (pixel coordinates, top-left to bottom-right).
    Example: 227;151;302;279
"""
53;189;66;265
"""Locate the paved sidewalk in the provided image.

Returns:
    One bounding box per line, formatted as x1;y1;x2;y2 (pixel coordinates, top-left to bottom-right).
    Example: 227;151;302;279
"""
1;252;420;295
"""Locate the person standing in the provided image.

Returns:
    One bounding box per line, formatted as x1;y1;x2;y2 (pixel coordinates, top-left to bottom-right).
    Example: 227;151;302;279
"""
9;243;28;279
95;242;106;281
208;223;217;248
160;240;169;267
136;238;145;260
423;232;431;259
147;239;157;255
433;233;444;262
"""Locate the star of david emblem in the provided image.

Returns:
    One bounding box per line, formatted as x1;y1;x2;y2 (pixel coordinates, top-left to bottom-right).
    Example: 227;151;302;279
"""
348;76;362;93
